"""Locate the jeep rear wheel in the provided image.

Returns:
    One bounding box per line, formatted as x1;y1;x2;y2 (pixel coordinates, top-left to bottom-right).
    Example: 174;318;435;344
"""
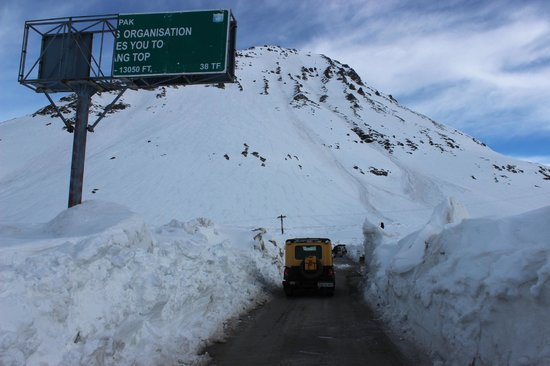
284;287;293;297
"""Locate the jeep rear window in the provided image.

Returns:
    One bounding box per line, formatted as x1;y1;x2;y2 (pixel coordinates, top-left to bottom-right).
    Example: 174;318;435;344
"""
295;245;323;260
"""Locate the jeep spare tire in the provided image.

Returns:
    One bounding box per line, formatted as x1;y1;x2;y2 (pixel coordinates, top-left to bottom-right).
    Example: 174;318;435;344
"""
299;259;323;279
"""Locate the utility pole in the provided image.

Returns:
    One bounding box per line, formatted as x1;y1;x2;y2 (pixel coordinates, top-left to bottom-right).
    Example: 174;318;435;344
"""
277;214;287;235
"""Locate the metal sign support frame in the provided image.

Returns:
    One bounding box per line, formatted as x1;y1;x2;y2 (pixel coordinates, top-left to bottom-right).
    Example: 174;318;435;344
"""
19;12;237;209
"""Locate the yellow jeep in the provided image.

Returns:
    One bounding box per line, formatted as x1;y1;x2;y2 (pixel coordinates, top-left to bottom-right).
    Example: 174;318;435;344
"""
282;238;335;296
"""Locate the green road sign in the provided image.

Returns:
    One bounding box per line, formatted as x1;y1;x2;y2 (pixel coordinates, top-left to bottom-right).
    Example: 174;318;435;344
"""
112;10;231;77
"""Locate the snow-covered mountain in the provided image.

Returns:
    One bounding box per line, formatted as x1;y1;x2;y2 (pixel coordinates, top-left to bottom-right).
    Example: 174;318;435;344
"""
2;46;549;232
1;46;549;365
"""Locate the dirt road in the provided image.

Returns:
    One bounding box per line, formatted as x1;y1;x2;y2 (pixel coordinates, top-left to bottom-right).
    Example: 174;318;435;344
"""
206;258;417;366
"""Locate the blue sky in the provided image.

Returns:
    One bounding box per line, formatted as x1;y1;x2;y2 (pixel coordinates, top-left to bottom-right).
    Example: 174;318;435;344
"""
1;0;549;165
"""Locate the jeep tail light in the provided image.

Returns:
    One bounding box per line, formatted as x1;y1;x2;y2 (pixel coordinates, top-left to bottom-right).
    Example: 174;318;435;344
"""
327;268;335;278
284;267;289;278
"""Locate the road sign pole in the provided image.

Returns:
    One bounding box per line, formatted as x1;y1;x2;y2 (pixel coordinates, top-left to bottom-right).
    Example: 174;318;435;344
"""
68;83;96;208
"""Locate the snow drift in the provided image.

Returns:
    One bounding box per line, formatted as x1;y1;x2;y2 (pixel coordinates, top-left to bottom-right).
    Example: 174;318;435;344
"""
364;199;550;365
0;201;282;365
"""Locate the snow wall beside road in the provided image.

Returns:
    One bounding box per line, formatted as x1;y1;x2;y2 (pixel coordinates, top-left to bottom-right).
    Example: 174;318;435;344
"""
363;198;550;366
0;201;282;365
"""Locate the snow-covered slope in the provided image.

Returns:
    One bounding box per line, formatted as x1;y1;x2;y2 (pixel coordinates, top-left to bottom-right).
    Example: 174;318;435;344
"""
1;46;549;365
1;46;549;233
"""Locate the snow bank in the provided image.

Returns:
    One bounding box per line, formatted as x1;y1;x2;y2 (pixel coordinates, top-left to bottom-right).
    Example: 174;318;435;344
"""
364;198;550;366
0;201;282;365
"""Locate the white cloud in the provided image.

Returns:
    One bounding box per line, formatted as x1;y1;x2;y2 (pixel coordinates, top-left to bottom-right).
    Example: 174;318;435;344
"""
302;1;550;139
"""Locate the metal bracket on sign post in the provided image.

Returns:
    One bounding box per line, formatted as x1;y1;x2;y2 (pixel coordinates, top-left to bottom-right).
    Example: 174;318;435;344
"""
87;87;128;132
43;91;75;133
